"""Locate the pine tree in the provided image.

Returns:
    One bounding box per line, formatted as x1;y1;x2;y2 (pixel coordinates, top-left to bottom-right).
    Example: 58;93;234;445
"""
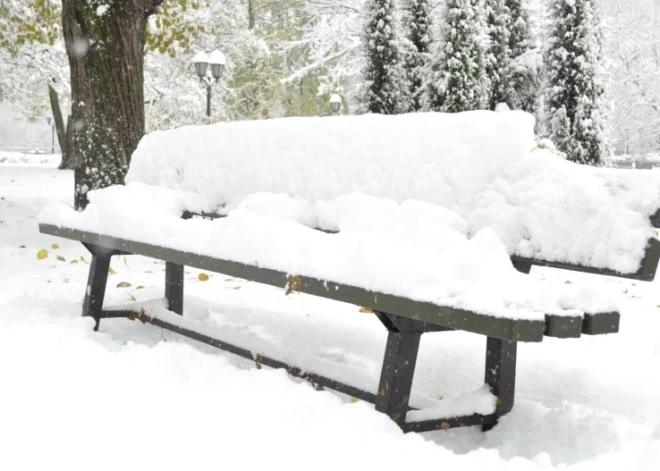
361;0;406;114
401;0;432;111
484;0;514;110
506;0;540;113
545;0;610;165
425;0;489;113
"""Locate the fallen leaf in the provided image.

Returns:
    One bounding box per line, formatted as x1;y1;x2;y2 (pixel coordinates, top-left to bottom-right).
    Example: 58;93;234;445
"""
564;280;573;285
225;278;234;282
136;285;145;290
144;270;153;274
233;286;241;290
51;243;59;249
56;255;66;262
19;245;25;248
116;281;131;288
108;267;117;275
70;259;78;264
63;278;70;283
128;294;136;301
80;255;85;261
359;306;374;313
198;273;209;281
350;397;359;404
37;249;48;260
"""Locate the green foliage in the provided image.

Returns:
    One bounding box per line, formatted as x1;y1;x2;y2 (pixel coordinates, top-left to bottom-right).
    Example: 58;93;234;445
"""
0;0;60;54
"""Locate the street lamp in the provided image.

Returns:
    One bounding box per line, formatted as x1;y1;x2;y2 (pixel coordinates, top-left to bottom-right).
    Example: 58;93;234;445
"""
330;94;342;115
192;50;226;118
46;117;54;154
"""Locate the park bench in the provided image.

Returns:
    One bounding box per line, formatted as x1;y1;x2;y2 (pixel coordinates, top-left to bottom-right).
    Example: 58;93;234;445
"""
38;110;660;433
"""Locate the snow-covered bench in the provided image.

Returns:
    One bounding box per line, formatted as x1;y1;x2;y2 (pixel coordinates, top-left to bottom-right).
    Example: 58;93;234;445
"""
39;110;660;433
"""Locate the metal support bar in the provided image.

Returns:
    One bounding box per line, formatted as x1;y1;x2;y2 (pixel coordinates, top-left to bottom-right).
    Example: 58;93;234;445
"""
483;336;517;431
123;309;377;403
165;263;184;315
82;251;112;331
375;325;422;426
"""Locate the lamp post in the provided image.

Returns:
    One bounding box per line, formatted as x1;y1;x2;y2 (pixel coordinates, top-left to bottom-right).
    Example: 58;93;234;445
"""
192;50;226;118
46;117;54;154
330;94;342;115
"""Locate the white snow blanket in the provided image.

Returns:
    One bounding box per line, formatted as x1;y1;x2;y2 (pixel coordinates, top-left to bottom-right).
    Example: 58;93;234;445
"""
38;110;660;322
125;111;660;275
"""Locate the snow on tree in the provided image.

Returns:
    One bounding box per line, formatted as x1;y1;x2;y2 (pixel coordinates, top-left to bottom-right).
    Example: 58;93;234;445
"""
401;0;432;111
484;0;514;110
545;0;610;165
606;0;660;155
425;0;489;113
360;0;407;114
506;0;541;113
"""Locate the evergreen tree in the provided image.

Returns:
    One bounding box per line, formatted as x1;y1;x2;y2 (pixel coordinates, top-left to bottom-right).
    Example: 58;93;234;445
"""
506;0;540;113
545;0;610;165
401;0;433;111
361;0;406;114
426;0;489;113
484;0;514;110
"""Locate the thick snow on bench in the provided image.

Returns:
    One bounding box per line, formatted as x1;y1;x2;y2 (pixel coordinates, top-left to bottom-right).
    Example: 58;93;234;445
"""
124;111;660;275
41;183;620;321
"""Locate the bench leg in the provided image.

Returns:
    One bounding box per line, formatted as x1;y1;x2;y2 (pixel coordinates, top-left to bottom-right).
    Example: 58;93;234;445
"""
165;262;185;315
375;325;422;427
483;337;517;431
82;252;112;331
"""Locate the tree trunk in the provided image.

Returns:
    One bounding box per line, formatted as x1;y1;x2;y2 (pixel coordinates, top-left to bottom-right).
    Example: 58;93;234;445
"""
48;83;72;169
61;0;162;209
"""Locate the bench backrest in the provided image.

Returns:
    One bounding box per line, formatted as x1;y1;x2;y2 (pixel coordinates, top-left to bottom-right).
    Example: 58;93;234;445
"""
125;111;660;277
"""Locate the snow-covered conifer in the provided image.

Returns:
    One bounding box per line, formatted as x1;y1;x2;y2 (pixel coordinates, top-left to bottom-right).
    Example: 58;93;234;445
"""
361;0;406;114
507;0;540;113
545;0;610;165
425;0;489;113
401;0;432;111
484;0;514;110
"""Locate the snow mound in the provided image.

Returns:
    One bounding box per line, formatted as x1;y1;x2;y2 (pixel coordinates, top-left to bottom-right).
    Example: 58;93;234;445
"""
124;111;660;274
40;184;621;322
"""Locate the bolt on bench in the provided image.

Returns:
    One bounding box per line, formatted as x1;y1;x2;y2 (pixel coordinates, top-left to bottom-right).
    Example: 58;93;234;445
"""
39;110;660;433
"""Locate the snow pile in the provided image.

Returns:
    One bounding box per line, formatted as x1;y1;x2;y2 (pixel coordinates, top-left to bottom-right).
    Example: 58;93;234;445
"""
124;111;660;274
127;110;535;216
41;184;621;321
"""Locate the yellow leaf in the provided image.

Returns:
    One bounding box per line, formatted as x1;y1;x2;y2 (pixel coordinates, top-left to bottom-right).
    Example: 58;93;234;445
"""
359;306;374;313
233;286;241;290
56;255;66;262
37;249;48;260
51;243;59;249
108;267;117;275
136;285;145;290
80;255;85;261
564;280;572;285
198;273;209;281
70;259;78;264
116;281;131;288
350;397;359;403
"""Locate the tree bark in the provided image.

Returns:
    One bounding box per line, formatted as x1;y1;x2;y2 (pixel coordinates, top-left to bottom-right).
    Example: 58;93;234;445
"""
48;83;73;169
61;0;162;209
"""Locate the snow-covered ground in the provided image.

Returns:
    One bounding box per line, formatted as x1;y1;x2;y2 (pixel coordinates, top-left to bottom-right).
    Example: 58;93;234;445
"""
1;159;659;470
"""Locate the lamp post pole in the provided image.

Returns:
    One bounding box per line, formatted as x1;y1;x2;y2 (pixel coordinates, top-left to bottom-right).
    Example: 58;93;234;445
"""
192;50;226;118
46;117;54;154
